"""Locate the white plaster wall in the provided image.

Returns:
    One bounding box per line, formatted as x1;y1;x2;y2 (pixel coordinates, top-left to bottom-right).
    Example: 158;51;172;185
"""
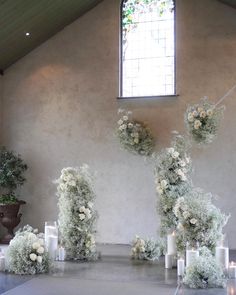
1;0;236;246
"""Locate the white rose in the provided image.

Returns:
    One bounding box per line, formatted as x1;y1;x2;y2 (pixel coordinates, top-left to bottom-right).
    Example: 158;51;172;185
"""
200;111;206;118
190;218;197;225
118;126;123;131
187;113;194;122
128;123;133;129
29;253;37;261
207;109;213;117
37;247;45;254
134;132;139;138
197;107;204;113
133;138;139;144
194;120;202;130
140;246;145;253
118;119;123;125
32;242;40;250
69;180;76;187
123;115;128;121
84;208;91;215
160;180;168;189
79;206;86;213
121;124;127;130
181;174;187;181
79;214;86;220
172;151;179;159
37;256;43;264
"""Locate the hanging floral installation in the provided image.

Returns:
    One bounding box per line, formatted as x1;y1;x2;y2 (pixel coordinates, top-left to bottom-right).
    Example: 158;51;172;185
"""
185;97;224;145
56;165;98;261
7;225;50;275
116;109;155;156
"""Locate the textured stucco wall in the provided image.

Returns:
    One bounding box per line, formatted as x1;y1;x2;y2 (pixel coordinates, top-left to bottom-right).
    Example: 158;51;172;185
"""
1;0;236;246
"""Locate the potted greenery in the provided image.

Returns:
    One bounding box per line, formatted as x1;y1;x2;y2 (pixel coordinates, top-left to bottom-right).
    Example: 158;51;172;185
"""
0;147;28;244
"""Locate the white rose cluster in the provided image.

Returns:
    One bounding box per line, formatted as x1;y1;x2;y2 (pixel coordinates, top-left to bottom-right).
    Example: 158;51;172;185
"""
57;165;98;261
116;109;154;156
185;98;224;145
131;236;163;261
7;225;50;275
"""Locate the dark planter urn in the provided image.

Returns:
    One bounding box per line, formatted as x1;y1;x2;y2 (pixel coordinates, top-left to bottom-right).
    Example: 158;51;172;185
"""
0;200;26;244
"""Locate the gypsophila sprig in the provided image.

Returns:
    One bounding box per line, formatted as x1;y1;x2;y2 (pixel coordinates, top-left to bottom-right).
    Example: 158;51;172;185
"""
154;134;192;235
116;109;155;156
131;235;164;261
174;188;229;252
185;97;224;145
7;225;50;275
56;165;98;261
183;247;226;289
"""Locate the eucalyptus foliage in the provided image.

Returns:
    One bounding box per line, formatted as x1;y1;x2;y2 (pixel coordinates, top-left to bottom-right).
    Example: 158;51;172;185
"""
183;247;226;289
131;235;164;261
154;135;192;235
116;109;155;156
173;189;229;252
56;165;98;261
0;147;27;203
185;97;224;145
7;225;50;275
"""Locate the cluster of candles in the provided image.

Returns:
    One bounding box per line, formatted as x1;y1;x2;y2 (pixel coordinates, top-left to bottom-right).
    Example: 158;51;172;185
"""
44;221;66;261
165;232;236;278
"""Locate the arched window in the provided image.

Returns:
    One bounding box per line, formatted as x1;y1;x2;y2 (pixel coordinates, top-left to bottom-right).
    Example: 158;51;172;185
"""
120;0;175;98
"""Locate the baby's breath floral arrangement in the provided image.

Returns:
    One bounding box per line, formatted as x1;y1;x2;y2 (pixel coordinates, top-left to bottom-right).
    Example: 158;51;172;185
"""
154;134;192;235
173;189;229;252
116;109;155;156
7;225;50;275
185;97;224;145
183;247;226;289
131;235;164;261
56;165;98;261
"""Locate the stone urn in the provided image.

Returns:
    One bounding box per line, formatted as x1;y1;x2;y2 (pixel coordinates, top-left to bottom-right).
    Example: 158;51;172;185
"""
0;200;26;244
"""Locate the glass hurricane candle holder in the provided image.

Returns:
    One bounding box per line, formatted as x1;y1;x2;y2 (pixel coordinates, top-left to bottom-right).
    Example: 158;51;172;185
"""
215;234;229;270
186;241;199;268
44;221;58;260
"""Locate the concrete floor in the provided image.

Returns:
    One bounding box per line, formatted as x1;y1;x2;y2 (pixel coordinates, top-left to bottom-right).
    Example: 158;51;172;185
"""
0;245;235;295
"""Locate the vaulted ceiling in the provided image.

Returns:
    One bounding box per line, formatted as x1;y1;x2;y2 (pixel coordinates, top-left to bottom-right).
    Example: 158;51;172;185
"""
0;0;235;74
0;0;103;74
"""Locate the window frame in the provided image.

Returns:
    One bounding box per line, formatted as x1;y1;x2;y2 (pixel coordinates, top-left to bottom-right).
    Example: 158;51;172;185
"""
118;0;177;99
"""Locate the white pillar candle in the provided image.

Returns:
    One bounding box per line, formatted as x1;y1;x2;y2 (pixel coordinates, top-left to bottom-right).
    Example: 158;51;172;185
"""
58;246;66;261
165;254;173;269
167;232;176;255
177;258;185;276
0;255;5;272
186;249;199;267
215;246;229;270
228;262;236;279
47;235;58;260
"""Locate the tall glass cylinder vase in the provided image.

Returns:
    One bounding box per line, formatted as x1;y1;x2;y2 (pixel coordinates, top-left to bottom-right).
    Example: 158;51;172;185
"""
186;241;199;268
215;235;229;270
45;221;58;260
